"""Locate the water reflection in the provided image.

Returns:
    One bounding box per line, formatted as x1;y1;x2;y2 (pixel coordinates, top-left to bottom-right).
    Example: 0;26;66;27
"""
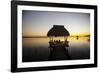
22;37;90;62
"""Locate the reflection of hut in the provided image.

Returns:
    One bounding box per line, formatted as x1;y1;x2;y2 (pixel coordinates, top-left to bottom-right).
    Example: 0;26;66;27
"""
47;25;71;60
47;25;70;47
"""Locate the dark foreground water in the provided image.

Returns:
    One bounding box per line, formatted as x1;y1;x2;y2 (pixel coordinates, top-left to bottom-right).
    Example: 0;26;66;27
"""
22;37;90;62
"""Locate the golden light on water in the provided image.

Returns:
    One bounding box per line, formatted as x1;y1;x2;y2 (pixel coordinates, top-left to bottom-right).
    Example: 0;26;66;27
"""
23;36;90;48
50;36;89;41
23;32;90;42
68;37;89;41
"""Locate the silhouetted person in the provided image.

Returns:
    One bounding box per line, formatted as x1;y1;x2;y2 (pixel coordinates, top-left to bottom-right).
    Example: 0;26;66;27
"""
76;36;79;40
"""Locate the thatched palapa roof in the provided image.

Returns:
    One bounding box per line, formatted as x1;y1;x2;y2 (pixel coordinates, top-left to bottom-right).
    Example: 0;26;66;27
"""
47;25;70;37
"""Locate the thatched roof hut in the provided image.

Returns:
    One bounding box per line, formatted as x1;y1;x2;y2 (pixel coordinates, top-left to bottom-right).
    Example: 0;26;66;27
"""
47;25;70;37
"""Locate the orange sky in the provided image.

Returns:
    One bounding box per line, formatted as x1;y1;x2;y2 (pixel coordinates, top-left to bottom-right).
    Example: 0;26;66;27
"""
23;32;90;37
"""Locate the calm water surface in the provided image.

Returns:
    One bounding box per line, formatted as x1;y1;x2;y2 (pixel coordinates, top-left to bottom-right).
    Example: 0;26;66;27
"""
22;37;90;62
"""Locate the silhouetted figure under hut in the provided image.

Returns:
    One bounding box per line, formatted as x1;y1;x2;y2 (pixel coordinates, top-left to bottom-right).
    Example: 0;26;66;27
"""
76;36;79;40
47;25;71;60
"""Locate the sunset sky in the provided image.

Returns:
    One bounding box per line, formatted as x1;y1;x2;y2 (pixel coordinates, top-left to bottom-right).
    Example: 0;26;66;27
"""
22;10;90;37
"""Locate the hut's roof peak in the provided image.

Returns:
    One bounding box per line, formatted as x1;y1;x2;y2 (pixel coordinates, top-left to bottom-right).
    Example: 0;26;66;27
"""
53;25;64;27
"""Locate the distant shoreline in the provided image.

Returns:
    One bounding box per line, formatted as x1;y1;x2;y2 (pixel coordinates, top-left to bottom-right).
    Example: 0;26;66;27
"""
23;35;90;38
23;36;47;38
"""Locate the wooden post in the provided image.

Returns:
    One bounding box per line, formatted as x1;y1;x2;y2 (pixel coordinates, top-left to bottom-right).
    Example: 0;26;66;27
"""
52;37;53;41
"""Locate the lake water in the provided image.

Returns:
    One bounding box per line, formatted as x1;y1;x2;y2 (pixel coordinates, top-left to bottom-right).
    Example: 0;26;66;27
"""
22;37;90;62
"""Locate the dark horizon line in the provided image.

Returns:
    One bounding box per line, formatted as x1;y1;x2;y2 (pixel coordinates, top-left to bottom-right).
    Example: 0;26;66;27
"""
23;35;90;38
